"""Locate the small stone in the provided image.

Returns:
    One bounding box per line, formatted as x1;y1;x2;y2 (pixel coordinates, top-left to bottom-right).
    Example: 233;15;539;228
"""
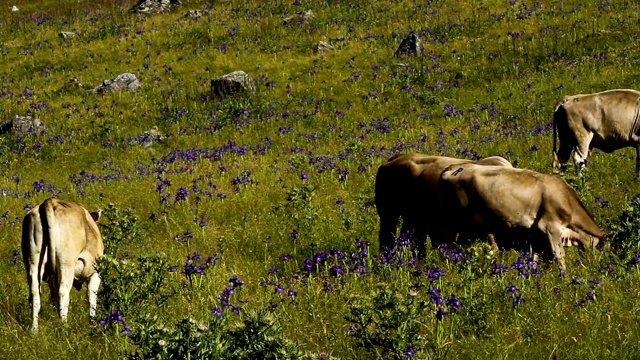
283;10;314;25
91;73;141;94
184;10;202;18
317;41;334;53
12;115;45;135
395;31;424;57
211;71;255;97
59;32;75;39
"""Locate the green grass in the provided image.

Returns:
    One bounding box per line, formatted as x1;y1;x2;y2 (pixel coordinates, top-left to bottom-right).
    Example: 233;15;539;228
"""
2;0;640;358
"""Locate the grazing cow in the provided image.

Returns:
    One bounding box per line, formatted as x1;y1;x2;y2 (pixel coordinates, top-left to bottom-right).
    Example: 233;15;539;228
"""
374;153;513;256
22;198;103;333
552;89;640;175
439;164;605;270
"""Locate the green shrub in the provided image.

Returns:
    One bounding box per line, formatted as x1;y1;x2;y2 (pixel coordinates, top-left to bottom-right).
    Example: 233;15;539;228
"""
100;203;144;257
126;310;311;360
97;254;176;322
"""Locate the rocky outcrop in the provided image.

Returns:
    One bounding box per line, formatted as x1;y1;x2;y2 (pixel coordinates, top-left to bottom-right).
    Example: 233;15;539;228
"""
184;10;203;18
133;0;182;14
395;31;424;57
128;127;165;147
283;10;314;25
90;73;141;94
211;71;255;97
317;41;335;53
12;115;44;135
59;31;75;39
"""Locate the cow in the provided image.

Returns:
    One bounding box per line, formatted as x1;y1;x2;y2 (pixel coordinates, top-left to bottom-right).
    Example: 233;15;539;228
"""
552;89;640;175
374;153;513;257
438;163;606;270
21;198;104;333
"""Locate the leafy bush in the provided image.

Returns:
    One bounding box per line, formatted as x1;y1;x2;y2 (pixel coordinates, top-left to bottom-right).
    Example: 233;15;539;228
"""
345;283;431;360
126;310;311;360
100;203;144;256
607;201;640;261
97;254;176;322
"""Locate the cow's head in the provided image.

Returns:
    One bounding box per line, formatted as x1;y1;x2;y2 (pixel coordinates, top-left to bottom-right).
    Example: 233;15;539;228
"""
597;231;612;252
89;209;102;223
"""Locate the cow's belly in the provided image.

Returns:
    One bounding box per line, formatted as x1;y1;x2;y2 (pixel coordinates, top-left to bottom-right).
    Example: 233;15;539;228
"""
591;134;633;153
467;204;536;231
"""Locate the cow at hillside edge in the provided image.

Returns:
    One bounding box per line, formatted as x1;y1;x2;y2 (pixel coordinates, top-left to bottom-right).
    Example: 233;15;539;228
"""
374;153;513;256
439;163;606;270
553;89;640;175
22;198;104;333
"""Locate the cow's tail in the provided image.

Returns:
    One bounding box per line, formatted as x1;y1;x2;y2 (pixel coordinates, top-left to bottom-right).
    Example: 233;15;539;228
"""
42;198;57;280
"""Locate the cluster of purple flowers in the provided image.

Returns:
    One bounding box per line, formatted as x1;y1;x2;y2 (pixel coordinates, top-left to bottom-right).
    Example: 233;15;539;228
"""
575;291;598;307
429;287;461;321
260;275;299;310
10;249;21;265
181;251;219;283
512;252;540;279
379;232;419;268
230;170;258;192
506;282;525;308
438;244;470;265
173;229;194;242
217;275;245;315
99;310;131;334
301;241;370;276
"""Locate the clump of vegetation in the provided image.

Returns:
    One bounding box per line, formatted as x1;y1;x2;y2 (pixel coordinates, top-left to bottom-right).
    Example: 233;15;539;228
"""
100;203;144;256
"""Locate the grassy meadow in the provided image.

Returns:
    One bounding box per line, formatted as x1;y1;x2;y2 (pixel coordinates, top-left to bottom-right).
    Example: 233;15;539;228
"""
3;0;640;358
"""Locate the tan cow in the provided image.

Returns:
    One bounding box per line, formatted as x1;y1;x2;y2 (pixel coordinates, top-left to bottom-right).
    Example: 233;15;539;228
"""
439;164;605;270
553;89;640;175
374;153;513;256
22;198;103;333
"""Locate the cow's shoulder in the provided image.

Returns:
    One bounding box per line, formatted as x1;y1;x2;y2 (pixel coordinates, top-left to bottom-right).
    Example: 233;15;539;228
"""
476;156;513;168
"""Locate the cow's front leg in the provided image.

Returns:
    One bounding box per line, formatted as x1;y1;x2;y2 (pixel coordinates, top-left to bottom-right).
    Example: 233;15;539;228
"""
544;225;566;272
635;143;640;177
573;133;593;175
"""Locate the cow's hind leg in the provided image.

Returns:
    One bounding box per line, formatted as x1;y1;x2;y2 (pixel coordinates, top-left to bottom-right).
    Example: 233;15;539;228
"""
635;144;640;177
27;265;41;333
57;266;75;324
87;272;100;321
378;213;399;254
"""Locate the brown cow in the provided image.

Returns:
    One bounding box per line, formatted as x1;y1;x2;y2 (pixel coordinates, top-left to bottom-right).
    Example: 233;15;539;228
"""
22;198;103;333
553;89;640;175
374;153;512;256
439;163;605;270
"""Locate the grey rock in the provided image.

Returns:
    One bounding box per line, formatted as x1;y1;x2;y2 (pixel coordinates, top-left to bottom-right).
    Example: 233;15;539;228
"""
395;31;424;57
282;10;314;25
317;41;334;53
134;0;182;14
59;31;75;39
12;115;44;135
91;73;141;94
211;71;255;97
184;10;203;18
139;127;164;147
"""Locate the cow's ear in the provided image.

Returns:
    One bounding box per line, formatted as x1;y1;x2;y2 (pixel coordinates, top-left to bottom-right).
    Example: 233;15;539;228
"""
90;209;102;223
